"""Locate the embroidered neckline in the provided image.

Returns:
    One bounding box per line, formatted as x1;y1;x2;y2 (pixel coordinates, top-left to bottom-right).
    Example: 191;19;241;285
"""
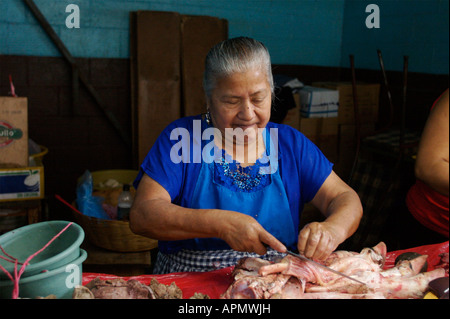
214;148;271;192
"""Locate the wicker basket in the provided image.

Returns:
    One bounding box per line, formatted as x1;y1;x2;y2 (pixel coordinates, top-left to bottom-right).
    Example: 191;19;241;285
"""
72;212;157;252
73;170;158;252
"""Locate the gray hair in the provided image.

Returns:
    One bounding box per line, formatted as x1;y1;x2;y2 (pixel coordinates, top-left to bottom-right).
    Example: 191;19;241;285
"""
203;37;274;99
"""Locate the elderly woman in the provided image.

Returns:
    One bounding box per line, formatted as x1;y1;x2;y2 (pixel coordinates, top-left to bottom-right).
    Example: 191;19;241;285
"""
130;37;362;274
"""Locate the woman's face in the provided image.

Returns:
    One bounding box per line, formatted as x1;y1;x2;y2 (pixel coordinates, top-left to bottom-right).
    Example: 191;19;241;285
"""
207;67;272;146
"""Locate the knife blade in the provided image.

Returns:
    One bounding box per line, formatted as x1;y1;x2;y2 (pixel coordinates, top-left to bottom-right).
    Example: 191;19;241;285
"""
285;250;367;286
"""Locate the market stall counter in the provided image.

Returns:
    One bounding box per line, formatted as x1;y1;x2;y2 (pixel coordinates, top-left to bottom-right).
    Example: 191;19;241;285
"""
82;241;449;299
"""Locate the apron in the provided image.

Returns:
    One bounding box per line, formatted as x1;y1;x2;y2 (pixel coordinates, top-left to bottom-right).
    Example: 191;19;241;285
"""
153;128;296;274
188;128;296;250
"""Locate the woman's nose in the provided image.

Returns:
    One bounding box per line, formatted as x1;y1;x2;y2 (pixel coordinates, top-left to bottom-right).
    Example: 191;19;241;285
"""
238;99;255;120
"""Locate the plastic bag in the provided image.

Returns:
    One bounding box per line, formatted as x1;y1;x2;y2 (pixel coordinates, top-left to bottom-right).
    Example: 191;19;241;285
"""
76;170;110;219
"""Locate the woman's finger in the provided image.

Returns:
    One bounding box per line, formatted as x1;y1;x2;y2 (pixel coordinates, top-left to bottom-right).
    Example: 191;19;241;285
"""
303;227;323;259
297;225;311;254
260;232;287;254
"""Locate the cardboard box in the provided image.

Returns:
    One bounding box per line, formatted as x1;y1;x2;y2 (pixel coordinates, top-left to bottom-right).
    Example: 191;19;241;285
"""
299;117;339;163
299;117;339;137
281;93;300;130
181;15;228;117
312;82;380;125
0;159;44;202
0;97;28;167
299;86;339;118
130;11;228;166
131;11;182;165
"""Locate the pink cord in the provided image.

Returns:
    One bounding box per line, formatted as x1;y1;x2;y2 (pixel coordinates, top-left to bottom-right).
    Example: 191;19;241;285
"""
0;222;73;299
8;75;17;97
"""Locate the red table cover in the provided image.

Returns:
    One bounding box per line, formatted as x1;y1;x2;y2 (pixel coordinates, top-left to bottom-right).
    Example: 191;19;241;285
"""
82;241;449;299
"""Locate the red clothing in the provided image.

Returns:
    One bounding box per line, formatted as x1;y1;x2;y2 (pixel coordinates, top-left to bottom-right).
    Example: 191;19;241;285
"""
406;179;449;237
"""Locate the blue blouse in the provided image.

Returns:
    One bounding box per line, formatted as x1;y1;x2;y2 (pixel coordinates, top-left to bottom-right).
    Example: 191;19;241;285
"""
134;115;333;248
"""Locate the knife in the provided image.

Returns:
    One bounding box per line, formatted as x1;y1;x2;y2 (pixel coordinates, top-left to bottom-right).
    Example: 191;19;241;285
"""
285;250;367;286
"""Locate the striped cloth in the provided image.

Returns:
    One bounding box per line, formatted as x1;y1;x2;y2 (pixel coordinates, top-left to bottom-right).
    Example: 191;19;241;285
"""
153;248;286;274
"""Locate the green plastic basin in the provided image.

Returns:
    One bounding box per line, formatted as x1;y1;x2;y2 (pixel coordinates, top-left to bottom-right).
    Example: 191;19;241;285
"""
0;249;87;299
0;221;84;279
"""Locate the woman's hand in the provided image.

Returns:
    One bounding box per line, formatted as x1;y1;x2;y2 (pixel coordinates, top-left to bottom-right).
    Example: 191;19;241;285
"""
297;221;343;260
305;171;363;261
218;211;286;255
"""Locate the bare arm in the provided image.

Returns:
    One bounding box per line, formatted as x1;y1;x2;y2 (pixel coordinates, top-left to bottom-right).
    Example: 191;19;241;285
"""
129;174;286;255
298;171;363;260
414;89;449;196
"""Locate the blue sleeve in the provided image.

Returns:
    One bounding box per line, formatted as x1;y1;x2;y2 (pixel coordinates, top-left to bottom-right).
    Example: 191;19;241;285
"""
297;132;333;202
275;122;333;205
134;120;186;202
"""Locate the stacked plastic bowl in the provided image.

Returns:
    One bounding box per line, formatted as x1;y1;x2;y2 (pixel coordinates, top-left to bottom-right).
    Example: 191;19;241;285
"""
0;220;86;299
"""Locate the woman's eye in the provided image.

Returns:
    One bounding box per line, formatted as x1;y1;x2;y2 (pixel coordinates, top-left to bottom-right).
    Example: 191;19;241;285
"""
252;99;264;104
224;100;239;106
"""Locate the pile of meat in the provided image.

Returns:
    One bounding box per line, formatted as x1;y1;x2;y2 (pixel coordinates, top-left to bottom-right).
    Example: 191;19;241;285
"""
73;277;209;299
221;242;446;299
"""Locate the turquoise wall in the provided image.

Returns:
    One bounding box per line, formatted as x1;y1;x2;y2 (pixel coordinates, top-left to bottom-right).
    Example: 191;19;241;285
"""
0;0;345;66
341;0;449;75
0;0;448;74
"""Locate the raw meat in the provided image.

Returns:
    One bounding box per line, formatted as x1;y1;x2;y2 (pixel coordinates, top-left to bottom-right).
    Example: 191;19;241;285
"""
221;242;446;299
73;277;209;299
149;278;182;299
72;285;95;299
79;277;156;299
